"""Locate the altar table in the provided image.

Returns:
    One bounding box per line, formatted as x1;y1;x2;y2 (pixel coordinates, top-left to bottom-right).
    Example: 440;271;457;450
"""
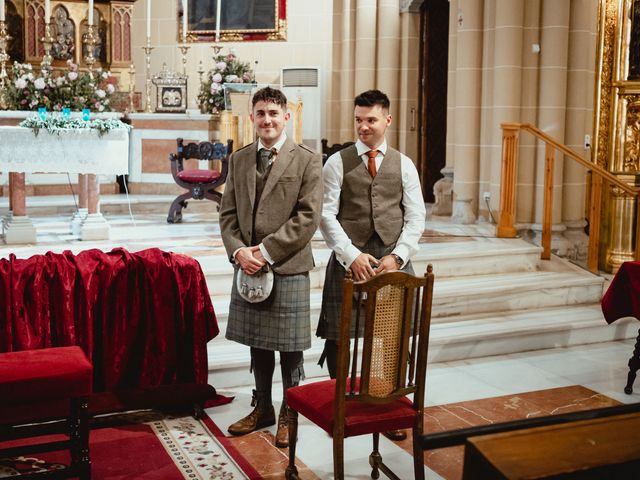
0;126;129;243
0;248;219;416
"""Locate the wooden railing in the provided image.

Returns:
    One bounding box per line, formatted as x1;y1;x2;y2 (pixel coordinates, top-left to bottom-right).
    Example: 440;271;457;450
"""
497;122;640;273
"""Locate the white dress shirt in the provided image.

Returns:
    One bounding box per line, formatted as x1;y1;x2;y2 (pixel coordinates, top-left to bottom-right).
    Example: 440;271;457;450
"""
320;138;426;270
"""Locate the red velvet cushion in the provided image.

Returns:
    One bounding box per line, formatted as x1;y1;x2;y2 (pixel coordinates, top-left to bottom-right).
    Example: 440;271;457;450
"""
286;378;416;438
0;346;93;406
176;169;221;183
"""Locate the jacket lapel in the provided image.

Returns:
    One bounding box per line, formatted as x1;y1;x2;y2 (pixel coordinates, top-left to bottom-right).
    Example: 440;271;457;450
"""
244;143;258;210
260;138;295;201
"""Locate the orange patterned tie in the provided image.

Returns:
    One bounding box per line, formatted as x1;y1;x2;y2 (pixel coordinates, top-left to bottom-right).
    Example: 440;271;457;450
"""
366;150;378;177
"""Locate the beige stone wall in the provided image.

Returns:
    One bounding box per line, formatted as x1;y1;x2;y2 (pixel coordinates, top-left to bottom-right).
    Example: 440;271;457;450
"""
129;0;333;131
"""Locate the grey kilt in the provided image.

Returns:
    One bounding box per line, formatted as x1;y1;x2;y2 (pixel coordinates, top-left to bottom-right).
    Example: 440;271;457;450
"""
226;266;311;352
316;234;413;341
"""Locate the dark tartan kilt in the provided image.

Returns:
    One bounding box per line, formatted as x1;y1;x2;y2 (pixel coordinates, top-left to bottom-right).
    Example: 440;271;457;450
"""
225;266;311;352
316;235;414;341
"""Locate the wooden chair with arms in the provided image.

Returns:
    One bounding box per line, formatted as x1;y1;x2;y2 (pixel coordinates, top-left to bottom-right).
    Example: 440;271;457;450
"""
167;138;233;223
285;265;435;480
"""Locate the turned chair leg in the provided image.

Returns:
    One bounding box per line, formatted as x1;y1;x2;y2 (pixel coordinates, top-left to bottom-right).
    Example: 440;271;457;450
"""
369;432;382;479
412;428;425;480
625;327;640;394
333;433;345;480
285;408;299;480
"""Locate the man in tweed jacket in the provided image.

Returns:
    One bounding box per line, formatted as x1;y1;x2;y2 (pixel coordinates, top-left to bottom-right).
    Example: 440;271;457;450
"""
219;87;323;448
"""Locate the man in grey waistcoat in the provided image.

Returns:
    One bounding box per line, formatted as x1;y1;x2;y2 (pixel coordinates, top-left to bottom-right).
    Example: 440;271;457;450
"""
219;87;323;448
316;89;426;441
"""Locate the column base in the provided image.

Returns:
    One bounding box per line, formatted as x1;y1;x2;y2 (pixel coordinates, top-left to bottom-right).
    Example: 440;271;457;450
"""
431;167;453;216
80;213;110;241
452;198;476;224
530;223;572;257
563;220;589;262
70;208;89;237
4;215;37;244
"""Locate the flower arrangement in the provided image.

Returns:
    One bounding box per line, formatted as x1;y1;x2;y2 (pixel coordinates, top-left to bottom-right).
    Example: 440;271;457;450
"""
5;60;117;112
19;114;131;137
197;53;256;114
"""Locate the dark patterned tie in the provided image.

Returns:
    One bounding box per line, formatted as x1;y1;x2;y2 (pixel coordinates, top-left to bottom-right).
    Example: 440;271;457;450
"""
258;147;277;173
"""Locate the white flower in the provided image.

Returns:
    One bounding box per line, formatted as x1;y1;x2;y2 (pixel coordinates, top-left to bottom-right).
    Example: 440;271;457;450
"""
96;89;106;98
56;76;65;86
98;105;105;112
216;61;227;71
212;73;222;83
26;72;34;80
15;78;27;89
225;74;238;83
102;72;108;79
106;84;115;94
34;78;46;90
68;71;78;81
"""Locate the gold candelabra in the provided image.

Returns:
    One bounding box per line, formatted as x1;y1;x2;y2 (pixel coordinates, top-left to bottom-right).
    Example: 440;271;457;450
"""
142;38;154;113
178;43;190;76
211;43;223;58
40;21;54;75
0;21;11;110
127;63;136;113
84;24;97;77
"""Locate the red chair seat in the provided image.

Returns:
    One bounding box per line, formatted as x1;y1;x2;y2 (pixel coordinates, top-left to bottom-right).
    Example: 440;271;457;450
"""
0;346;93;407
176;169;221;183
286;378;415;438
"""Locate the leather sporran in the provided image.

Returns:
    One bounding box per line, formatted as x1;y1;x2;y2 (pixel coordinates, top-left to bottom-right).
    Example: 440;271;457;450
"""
236;264;274;303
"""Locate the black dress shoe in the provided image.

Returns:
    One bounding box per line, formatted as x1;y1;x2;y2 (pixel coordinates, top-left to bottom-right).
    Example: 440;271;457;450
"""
383;429;407;441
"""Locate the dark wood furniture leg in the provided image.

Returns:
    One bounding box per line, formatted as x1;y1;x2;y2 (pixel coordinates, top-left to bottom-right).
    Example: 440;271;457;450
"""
625;326;640;394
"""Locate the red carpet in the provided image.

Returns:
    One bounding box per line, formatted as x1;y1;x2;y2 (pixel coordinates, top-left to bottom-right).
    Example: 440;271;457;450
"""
0;411;260;479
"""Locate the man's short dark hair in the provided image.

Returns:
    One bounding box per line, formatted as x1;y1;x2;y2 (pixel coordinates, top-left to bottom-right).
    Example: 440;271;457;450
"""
354;90;390;110
252;86;288;109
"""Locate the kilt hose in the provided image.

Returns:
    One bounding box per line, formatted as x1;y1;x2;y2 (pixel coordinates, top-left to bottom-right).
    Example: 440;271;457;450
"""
226;266;311;352
316;233;414;342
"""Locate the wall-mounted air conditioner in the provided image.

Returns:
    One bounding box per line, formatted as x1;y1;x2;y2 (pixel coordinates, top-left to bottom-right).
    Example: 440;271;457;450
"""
281;67;321;151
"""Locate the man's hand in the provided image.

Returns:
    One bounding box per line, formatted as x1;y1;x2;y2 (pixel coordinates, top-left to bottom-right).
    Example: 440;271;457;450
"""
235;246;266;275
349;253;379;281
375;255;400;274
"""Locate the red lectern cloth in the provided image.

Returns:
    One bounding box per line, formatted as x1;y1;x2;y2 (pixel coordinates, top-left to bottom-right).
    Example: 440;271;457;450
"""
601;261;640;324
0;248;218;393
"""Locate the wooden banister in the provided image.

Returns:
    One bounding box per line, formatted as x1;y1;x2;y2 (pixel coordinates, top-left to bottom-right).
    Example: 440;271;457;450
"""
498;122;639;273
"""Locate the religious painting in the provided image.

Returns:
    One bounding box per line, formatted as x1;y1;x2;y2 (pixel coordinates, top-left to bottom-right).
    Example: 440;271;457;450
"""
183;0;286;42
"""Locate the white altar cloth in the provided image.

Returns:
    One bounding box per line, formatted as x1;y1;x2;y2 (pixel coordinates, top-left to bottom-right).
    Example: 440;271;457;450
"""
0;126;129;175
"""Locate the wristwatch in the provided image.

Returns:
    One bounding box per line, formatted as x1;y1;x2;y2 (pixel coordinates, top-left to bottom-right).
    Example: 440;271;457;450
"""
391;253;404;269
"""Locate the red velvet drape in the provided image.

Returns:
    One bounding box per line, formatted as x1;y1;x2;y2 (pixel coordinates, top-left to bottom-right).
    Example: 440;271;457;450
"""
601;261;640;324
0;248;218;394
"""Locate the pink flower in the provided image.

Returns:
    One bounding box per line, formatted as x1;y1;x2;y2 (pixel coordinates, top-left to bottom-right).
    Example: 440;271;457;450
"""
68;71;78;81
216;61;227;71
34;78;46;90
212;73;222;83
106;84;115;94
15;78;27;89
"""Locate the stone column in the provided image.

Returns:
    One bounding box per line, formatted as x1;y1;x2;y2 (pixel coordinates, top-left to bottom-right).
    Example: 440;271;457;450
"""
531;0;571;255
71;174;89;237
4;173;37;244
451;0;483;223
376;0;401;145
80;174;110;241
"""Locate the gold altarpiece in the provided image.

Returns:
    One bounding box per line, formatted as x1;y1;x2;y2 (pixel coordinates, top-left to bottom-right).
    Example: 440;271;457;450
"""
3;0;136;85
594;0;640;272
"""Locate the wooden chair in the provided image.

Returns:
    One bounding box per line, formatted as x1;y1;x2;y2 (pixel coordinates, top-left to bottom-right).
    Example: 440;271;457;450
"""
285;266;435;480
321;139;355;164
167;138;233;223
0;346;93;479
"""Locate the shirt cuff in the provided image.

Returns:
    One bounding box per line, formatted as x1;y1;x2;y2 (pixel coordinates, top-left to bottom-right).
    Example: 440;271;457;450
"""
259;243;274;265
232;247;242;263
392;246;410;265
336;245;362;270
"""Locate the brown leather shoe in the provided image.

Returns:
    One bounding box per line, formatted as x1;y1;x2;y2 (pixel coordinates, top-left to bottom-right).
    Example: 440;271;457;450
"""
383;429;407;441
275;408;289;448
228;405;275;435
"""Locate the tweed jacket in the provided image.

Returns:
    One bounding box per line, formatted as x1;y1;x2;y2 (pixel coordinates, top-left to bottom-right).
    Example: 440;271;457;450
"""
219;137;323;275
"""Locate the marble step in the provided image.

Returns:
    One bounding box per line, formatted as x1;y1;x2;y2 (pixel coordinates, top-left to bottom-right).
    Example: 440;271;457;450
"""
206;265;604;344
207;304;634;390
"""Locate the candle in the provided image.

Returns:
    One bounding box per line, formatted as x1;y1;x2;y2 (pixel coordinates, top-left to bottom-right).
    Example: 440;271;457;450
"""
146;0;151;39
88;0;94;26
215;0;221;42
45;0;50;22
0;1;5;23
182;0;187;42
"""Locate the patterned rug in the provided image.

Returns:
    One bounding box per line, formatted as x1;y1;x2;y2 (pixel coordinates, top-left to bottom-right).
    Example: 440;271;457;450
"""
0;411;260;479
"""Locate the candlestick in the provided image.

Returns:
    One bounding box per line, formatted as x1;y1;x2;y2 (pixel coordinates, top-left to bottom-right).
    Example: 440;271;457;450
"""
84;23;97;76
142;38;154;113
178;43;190;76
197;60;205;84
0;1;5;22
127;63;136;113
44;0;50;21
146;0;151;39
0;20;10;110
41;20;54;75
182;0;187;42
215;0;221;42
88;0;94;26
